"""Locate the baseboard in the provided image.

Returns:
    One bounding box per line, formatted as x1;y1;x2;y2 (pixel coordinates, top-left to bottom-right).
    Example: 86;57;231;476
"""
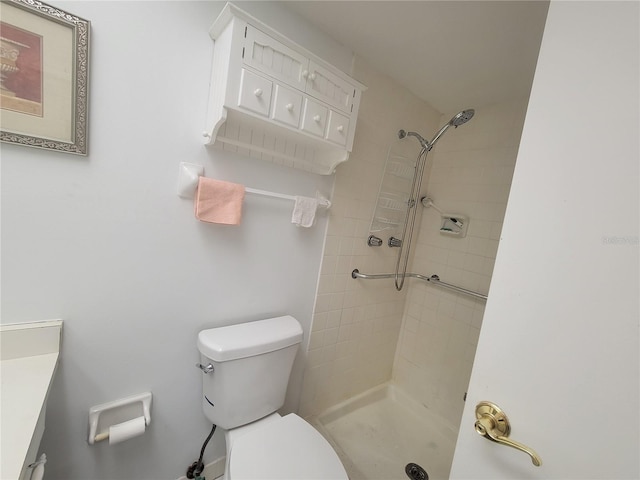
176;456;226;480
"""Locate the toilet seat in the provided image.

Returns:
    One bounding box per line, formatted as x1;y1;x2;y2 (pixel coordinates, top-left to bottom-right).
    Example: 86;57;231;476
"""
228;414;348;480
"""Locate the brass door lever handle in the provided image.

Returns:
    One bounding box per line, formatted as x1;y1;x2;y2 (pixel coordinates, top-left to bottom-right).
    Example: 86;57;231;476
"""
474;401;542;467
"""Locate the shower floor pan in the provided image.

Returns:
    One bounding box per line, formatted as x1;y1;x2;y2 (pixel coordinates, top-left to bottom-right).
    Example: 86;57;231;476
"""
314;384;457;480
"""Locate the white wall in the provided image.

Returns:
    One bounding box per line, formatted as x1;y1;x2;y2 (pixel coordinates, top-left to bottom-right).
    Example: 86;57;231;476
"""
0;2;343;478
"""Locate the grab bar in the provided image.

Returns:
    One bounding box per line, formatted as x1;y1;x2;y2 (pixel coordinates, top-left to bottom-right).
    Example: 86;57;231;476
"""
351;269;488;301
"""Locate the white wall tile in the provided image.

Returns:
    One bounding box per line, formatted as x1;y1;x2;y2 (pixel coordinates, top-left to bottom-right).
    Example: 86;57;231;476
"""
300;75;526;429
391;98;528;429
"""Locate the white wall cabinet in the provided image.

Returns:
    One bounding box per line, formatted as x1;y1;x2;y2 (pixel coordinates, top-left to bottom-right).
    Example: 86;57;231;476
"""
204;3;366;175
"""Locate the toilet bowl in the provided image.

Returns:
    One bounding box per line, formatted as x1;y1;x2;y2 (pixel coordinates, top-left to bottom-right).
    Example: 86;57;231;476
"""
197;316;348;480
225;413;346;479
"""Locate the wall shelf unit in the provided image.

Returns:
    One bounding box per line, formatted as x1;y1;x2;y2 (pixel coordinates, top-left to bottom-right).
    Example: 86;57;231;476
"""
204;3;366;175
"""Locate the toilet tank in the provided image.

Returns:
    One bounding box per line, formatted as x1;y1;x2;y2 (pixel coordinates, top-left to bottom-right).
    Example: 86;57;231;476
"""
197;316;303;429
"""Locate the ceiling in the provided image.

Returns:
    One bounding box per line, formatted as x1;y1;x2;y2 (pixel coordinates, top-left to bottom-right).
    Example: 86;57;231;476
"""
281;1;549;114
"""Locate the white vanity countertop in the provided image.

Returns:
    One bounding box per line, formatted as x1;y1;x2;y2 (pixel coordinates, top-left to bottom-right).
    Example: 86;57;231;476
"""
0;320;62;480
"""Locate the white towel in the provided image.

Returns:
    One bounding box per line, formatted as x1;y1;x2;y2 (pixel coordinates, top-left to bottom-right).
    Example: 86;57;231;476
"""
291;196;319;227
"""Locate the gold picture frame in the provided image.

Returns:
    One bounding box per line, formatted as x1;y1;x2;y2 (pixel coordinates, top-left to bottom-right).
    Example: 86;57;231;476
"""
0;0;89;155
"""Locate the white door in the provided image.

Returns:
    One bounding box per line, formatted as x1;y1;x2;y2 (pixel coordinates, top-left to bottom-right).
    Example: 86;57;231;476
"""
450;2;639;479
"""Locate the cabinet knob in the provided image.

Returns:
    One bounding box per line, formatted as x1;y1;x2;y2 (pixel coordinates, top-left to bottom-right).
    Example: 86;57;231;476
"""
253;88;263;97
302;70;309;79
337;125;344;133
286;103;294;112
309;72;317;81
313;114;321;123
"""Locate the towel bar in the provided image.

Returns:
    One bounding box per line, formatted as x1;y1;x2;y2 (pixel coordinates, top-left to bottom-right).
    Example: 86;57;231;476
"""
245;187;331;209
176;162;330;209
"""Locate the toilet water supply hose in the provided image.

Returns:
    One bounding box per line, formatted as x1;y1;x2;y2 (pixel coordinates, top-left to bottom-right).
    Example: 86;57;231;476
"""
186;424;217;479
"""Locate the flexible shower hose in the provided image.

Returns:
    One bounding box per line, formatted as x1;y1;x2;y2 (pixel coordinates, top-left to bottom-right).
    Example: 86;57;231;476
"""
394;146;429;291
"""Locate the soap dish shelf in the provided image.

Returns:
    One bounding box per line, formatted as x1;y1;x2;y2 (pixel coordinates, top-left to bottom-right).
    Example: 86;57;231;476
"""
440;214;469;237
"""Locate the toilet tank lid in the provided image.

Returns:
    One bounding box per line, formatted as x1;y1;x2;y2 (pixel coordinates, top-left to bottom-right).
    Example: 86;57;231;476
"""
198;315;303;362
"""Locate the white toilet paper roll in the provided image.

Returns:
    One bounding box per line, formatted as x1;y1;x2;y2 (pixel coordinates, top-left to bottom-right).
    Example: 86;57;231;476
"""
108;416;146;445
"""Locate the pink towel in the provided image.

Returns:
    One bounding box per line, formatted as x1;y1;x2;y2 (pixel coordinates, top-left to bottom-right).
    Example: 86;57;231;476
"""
194;177;245;225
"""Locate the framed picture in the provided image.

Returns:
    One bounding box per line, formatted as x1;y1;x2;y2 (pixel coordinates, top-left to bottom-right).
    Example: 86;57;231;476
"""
0;0;89;155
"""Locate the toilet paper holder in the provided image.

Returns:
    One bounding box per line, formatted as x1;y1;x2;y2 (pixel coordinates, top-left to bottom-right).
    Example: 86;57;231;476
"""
88;391;152;445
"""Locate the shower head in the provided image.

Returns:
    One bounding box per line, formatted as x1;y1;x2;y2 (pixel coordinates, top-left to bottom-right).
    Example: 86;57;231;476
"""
451;109;475;127
428;108;475;147
399;108;475;150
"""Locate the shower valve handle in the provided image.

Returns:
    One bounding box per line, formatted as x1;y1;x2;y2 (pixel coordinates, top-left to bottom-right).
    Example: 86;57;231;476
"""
367;235;383;247
388;237;402;248
474;401;542;467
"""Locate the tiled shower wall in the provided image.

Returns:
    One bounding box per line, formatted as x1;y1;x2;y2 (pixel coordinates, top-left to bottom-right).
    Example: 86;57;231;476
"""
393;99;529;428
299;57;442;417
299;56;528;423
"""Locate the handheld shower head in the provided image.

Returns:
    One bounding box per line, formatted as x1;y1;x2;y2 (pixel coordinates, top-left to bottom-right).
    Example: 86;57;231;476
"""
428;108;475;147
450;109;475;127
399;108;475;150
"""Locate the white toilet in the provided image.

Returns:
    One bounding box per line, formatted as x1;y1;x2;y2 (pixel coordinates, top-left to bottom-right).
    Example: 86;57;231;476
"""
197;315;348;480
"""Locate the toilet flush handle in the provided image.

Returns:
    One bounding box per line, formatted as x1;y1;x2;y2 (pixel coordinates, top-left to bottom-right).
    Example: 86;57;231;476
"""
196;363;214;374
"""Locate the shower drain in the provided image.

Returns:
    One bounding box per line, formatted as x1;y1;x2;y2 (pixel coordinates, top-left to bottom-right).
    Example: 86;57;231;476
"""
405;463;428;480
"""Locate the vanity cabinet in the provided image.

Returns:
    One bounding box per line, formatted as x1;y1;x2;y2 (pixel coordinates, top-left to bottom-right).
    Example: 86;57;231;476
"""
204;4;366;174
1;320;61;480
